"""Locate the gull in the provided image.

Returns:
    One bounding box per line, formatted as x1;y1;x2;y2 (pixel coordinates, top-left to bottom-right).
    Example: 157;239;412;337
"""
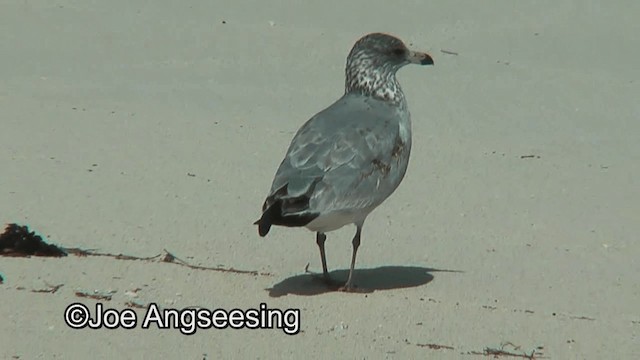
254;33;433;291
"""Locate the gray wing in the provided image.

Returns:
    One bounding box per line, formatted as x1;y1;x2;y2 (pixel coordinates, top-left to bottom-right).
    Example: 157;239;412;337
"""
266;94;411;217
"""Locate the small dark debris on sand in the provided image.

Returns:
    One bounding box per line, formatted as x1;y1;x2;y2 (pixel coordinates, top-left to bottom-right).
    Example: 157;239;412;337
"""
0;223;67;257
417;343;454;350
125;300;147;309
75;290;114;301
32;283;64;294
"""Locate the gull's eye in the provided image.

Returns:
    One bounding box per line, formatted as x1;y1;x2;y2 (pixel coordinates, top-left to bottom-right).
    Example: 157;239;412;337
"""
391;48;406;57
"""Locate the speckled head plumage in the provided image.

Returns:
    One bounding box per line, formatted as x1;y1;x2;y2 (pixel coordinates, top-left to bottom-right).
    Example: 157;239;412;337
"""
344;33;433;105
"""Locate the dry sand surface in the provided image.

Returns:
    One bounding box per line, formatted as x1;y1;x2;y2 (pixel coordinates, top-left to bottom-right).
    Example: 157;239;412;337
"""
1;0;639;358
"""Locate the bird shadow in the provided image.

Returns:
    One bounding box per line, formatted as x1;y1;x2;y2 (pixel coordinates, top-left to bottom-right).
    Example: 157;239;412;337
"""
267;266;459;297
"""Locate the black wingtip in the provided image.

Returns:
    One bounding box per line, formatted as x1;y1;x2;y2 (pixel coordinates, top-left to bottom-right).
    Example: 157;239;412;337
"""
255;217;271;237
255;198;319;236
254;210;273;237
258;222;271;237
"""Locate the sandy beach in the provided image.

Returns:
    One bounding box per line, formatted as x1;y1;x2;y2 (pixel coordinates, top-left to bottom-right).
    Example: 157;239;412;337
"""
1;0;639;358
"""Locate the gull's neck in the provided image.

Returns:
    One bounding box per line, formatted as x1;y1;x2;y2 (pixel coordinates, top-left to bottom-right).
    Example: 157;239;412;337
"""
344;55;406;107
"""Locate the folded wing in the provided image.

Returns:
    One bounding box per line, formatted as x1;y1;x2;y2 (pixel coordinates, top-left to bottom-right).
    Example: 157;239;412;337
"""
255;94;410;236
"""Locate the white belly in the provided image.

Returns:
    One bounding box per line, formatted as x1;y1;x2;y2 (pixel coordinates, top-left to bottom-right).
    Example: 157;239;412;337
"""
305;206;377;233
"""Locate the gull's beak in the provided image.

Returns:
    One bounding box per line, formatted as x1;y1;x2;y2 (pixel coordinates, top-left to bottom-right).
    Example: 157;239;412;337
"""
408;50;434;66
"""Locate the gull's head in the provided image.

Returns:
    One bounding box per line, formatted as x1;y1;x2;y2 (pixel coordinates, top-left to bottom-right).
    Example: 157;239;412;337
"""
345;33;433;103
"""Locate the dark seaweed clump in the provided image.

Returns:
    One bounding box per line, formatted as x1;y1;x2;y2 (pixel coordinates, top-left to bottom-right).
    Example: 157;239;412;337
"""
0;223;67;257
